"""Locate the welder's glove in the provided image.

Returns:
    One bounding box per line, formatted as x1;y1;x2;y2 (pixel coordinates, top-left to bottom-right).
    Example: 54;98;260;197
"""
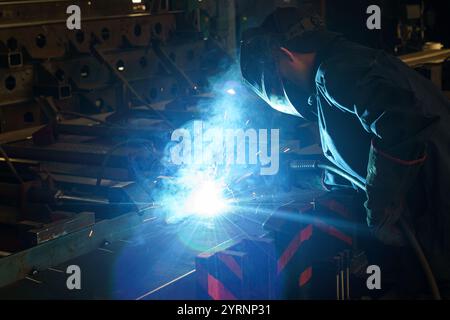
364;139;426;247
366;199;407;247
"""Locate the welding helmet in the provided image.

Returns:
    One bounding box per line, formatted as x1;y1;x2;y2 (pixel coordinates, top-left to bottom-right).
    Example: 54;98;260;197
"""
240;8;326;121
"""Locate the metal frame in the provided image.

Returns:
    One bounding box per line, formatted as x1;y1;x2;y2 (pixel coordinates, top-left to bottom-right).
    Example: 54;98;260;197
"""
0;209;157;288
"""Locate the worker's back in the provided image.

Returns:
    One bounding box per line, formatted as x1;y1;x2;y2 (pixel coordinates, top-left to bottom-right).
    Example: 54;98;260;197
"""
315;37;450;292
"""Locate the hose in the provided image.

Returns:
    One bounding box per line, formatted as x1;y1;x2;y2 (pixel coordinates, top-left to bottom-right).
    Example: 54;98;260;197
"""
290;160;442;300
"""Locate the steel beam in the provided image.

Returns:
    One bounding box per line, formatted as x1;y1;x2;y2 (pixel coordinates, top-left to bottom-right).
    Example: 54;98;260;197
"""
0;209;158;288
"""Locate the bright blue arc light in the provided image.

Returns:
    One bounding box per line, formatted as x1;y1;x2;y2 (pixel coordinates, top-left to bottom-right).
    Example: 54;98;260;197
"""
185;178;229;218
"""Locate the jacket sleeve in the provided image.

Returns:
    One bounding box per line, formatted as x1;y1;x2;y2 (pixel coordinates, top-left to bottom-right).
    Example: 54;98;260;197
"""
318;54;440;227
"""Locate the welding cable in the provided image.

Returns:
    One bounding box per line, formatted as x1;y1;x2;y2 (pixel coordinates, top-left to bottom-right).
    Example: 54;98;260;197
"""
0;145;24;184
96;139;155;187
289;160;442;300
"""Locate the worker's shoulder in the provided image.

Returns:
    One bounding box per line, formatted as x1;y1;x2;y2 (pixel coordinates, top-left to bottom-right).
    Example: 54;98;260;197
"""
317;44;380;85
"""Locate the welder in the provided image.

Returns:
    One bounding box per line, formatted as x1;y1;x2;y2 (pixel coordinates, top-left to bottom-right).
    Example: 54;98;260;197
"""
240;7;450;298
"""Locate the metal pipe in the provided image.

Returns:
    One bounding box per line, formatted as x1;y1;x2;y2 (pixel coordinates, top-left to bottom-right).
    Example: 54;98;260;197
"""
56;194;110;206
0;0;72;5
0;11;183;30
345;250;351;300
340;253;345;300
0;145;24;184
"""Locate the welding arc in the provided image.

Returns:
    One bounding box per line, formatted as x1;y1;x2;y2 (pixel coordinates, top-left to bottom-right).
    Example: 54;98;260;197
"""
290;160;442;300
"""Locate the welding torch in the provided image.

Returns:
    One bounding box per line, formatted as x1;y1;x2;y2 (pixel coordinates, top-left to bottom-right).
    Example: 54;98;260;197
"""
289;159;442;300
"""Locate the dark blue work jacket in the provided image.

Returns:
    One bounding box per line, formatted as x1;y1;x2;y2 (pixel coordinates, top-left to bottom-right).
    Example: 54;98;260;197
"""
313;38;450;284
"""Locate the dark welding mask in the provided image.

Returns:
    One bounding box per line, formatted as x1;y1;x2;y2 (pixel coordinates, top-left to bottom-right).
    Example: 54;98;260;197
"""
240;8;325;121
240;31;303;117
